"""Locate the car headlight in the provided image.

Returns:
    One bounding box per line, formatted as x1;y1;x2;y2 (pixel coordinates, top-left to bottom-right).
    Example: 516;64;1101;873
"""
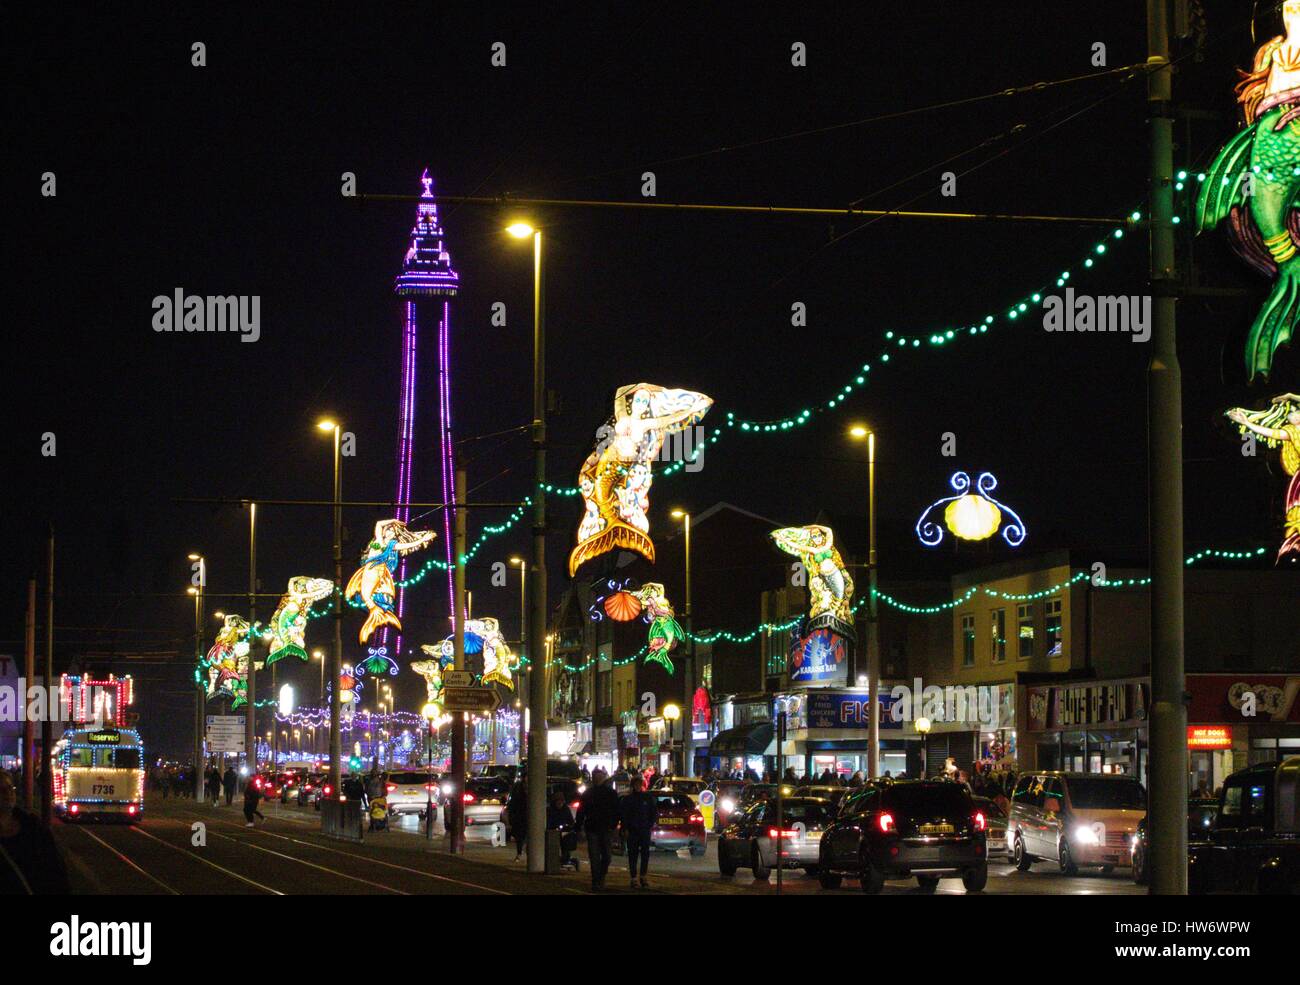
1074;825;1100;846
719;798;735;814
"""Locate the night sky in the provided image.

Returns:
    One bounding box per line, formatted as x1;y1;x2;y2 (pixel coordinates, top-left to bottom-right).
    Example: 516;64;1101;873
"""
6;2;1297;755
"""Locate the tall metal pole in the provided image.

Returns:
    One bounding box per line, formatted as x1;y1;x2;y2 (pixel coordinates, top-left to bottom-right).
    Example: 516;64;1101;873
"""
247;504;257;778
23;578;36;810
1146;0;1186;895
193;575;205;799
866;433;880;779
682;513;694;776
329;429;343;799
41;525;53;825
449;466;468;853
526;228;549;873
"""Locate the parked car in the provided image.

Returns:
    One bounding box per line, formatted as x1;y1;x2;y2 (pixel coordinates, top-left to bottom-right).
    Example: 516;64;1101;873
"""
387;770;441;819
971;796;1009;857
1006;772;1146;875
718;796;834;880
818;780;989;893
1188;758;1300;894
1131;797;1218;884
278;770;309;804
295;772;326;806
651;776;707;804
617;791;706;856
456;775;511;843
310;777;335;810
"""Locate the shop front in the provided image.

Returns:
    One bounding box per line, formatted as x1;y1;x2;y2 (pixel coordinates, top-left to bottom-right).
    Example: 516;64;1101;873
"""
769;688;909;780
1186;673;1300;794
1022;677;1149;786
912;683;1016;778
708;721;773;778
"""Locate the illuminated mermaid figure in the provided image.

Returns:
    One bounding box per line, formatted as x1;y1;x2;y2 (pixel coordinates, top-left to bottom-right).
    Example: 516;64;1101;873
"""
266;576;333;665
569;384;712;576
207;614;250;708
633;582;685;673
1227;393;1300;560
345;520;436;643
1197;0;1300;379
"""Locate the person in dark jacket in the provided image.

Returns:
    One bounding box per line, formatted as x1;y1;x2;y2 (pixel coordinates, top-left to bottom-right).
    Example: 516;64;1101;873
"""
618;775;658;889
573;768;619;890
222;767;237;805
207;767;222;806
243;777;265;827
507;779;528;861
0;771;70;894
547;789;579;870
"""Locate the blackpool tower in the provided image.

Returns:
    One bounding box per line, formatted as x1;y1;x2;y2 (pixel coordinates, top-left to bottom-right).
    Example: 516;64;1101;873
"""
390;169;460;655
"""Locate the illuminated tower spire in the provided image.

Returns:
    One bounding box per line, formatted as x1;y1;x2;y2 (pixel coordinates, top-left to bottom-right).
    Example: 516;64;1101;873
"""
391;169;460;654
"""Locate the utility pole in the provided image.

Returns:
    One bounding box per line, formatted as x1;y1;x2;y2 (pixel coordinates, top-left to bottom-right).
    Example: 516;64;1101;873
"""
1146;0;1187;895
192;564;205;800
449;466;468;853
247;504;258;780
866;432;879;780
525;227;549;874
23;578;36;810
680;512;694;776
41;525;54;825
329;425;344;800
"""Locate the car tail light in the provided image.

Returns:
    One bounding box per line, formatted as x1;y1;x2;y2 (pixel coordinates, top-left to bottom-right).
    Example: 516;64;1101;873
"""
387;783;398;794
878;812;895;833
463;792;475;803
323;785;332;796
128;804;138;815
767;827;799;839
973;811;986;832
69;804;80;815
425;784;437;792
570;801;581;811
689;813;704;824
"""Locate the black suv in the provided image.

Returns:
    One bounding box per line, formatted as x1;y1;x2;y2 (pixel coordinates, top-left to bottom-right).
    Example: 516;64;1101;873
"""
817;780;989;893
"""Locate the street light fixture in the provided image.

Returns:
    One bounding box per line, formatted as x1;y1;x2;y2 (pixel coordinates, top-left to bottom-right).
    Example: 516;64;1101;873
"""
915;717;932;779
848;423;880;780
505;219;548;872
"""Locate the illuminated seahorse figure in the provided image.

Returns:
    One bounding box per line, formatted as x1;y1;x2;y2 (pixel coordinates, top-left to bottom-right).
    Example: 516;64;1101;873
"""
569;384;711;576
770;525;855;637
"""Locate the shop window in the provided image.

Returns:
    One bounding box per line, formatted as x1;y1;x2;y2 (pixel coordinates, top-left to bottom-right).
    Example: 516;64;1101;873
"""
990;609;1006;663
1017;603;1034;659
1045;598;1063;657
961;614;976;667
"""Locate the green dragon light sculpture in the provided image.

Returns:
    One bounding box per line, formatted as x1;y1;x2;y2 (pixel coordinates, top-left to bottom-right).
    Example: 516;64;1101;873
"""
1196;0;1300;380
770;524;856;639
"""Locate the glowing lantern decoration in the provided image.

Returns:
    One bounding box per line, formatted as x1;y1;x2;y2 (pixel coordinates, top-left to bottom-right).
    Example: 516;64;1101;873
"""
1227;394;1300;561
569;383;712;576
604;590;643;622
345;519;436;643
944;494;1003;542
916;472;1026;548
1195;8;1300;381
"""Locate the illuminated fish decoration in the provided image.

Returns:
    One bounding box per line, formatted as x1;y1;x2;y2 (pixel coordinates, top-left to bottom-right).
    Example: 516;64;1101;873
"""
266;576;333;665
345;520;435;643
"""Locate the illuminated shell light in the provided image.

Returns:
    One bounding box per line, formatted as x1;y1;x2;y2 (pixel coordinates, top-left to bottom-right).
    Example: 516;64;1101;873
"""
916;472;1026;548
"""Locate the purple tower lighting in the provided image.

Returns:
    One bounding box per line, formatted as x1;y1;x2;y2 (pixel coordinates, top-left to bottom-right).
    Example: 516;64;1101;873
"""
391;169;460;654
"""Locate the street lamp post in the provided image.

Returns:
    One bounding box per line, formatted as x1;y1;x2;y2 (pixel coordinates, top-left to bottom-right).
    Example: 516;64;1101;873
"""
849;425;879;779
509;556;526;695
318;420;344;801
671;510;694;776
188;553;206;800
916;717;932;779
507;220;550;874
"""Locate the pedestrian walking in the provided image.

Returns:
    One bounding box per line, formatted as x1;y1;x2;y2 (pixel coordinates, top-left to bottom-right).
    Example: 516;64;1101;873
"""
618;775;657;889
243;777;265;827
507;778;528;861
573;768;619;891
207;767;222;806
222;767;237;806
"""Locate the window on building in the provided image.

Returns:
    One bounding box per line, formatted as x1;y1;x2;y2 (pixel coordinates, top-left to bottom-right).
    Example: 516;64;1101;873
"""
990;609;1006;662
1017;603;1034;659
961;614;976;667
1045;598;1063;657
